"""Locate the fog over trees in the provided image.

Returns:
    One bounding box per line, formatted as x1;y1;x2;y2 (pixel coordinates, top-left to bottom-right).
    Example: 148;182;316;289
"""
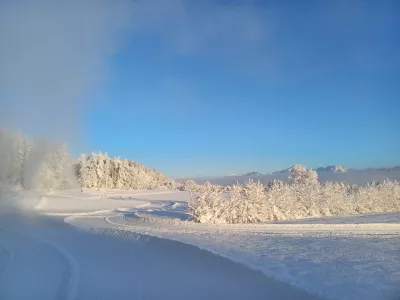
0;129;74;190
0;129;174;191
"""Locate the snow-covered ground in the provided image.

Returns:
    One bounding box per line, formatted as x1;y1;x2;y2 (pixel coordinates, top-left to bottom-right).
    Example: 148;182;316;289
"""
1;188;399;299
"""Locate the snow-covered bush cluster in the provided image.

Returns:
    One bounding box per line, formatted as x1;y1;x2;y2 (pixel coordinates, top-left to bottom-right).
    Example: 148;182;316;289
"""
188;164;400;223
180;180;223;192
0;129;75;190
77;152;175;190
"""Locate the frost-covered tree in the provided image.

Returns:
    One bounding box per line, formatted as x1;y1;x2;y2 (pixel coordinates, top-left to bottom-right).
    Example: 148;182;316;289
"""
76;152;174;190
0;128;174;192
289;164;318;185
0;128;76;190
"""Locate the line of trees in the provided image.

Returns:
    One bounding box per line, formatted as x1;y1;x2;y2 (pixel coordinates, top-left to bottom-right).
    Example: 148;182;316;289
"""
0;128;174;191
77;152;175;190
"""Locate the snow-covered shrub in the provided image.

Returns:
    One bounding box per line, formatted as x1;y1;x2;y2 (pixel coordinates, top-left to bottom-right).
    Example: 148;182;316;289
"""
267;179;285;189
188;184;227;223
202;181;224;192
238;180;265;222
352;180;400;213
263;181;293;220
188;164;400;223
188;180;269;224
181;180;200;191
180;180;223;193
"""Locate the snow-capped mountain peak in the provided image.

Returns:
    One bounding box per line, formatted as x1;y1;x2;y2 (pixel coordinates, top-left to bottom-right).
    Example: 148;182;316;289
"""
316;165;348;173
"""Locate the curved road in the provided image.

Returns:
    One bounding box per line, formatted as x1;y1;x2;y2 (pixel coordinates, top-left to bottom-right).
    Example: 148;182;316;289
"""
0;213;323;300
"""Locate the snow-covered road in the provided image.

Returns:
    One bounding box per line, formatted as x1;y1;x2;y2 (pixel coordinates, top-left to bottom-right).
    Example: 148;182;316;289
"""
0;189;323;300
0;225;73;300
0;214;321;300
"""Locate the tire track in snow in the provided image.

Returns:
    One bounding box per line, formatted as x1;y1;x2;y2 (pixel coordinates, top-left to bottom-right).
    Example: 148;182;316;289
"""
0;229;79;300
47;242;80;300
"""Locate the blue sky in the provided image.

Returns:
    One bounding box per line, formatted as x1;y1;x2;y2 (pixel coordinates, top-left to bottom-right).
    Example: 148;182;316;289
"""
2;0;399;177
80;0;399;177
79;0;400;177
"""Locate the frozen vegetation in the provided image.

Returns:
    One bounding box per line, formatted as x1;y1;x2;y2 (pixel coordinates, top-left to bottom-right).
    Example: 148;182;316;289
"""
0;129;74;190
77;152;175;190
188;164;400;223
0;128;174;194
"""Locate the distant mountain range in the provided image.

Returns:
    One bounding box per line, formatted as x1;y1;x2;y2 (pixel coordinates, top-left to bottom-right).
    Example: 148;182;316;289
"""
366;166;400;172
225;172;264;177
271;168;290;175
316;165;348;173
183;165;400;186
246;165;349;176
233;165;400;177
243;172;264;177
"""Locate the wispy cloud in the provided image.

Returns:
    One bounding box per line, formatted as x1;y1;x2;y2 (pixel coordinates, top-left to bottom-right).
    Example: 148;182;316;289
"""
1;0;397;140
129;0;399;82
0;0;134;139
131;0;268;57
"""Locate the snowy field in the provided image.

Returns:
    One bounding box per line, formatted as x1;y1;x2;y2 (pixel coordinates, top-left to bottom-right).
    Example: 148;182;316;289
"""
1;189;399;300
